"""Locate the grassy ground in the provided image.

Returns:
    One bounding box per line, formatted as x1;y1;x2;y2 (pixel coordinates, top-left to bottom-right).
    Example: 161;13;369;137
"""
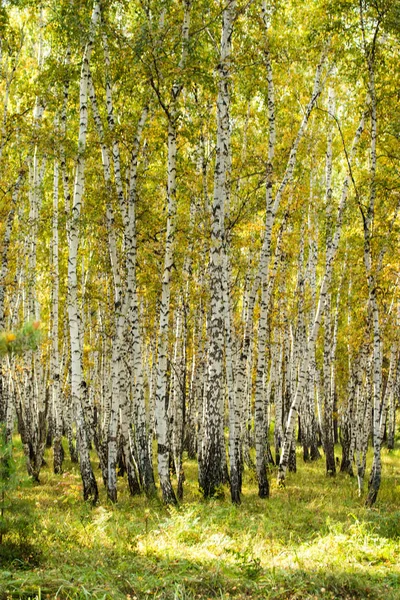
0;442;399;600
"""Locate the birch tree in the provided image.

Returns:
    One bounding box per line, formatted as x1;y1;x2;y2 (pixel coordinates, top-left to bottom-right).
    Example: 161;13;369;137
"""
360;0;382;508
66;0;101;503
152;0;191;504
199;0;235;499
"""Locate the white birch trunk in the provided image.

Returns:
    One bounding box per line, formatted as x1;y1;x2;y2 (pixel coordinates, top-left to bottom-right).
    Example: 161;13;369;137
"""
361;6;382;506
199;0;235;498
127;109;156;496
87;70;130;501
322;85;336;475
223;249;241;503
155;1;190;504
0;171;25;428
155;118;179;504
51;156;64;474
67;1;101;503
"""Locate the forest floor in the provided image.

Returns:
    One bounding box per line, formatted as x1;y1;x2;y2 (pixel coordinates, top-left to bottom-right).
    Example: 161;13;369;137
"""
0;441;399;600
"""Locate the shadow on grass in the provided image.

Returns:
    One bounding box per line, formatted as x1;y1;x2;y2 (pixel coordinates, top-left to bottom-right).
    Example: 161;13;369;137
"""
0;540;42;570
0;551;399;600
3;443;399;599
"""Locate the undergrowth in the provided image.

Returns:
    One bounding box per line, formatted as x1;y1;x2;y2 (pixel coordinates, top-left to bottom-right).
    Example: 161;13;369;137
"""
0;441;399;600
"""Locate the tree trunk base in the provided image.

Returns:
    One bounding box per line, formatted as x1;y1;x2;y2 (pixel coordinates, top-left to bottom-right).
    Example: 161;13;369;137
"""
258;476;270;499
53;439;64;474
160;478;178;505
288;444;296;473
177;469;185;501
127;463;141;496
230;465;241;504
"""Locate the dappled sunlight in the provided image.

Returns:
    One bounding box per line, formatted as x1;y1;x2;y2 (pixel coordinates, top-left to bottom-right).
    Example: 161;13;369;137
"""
1;449;400;599
1;2;399;598
1;428;399;598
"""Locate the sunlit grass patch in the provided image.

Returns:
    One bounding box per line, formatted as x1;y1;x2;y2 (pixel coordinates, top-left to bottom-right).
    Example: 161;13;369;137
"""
0;441;399;598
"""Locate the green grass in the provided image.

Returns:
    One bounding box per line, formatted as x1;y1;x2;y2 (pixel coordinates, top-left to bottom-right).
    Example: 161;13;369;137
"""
0;442;399;600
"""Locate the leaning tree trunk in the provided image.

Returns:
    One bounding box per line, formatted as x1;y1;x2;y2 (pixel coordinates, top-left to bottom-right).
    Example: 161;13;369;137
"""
253;12;328;493
278;110;365;486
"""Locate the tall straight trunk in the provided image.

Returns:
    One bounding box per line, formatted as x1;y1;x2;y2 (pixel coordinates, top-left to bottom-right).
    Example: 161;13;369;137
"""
330;268;343;446
220;53;240;503
185;328;198;460
155;1;190;504
363;169;382;504
155;118;179;504
51;156;63;474
27;17;45;323
186;298;206;459
67;1;100;503
274;290;288;463
299;211;314;461
87;69;130;501
380;342;397;447
199;0;235;499
0;171;25;432
127;109;156;497
387;324;399;450
92;309;110;484
253;2;277;499
0;171;24;408
170;298;187;500
355;347;373;495
340;275;355;473
223;250;241;503
101;27;142;498
347;341;369;479
295;221;307;455
360;4;382;507
18;67;47;481
306;199;321;461
322;84;336;476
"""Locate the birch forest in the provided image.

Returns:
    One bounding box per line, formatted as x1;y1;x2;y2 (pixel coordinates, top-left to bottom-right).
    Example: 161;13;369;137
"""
0;0;400;598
